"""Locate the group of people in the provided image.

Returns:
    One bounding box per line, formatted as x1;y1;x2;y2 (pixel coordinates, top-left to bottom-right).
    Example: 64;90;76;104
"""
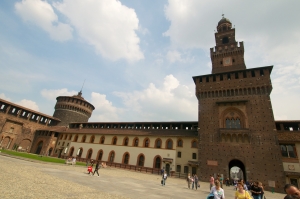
208;174;266;199
187;173;200;190
86;160;107;177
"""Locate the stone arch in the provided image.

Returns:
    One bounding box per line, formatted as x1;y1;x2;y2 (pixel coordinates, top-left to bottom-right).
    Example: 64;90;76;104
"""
143;137;150;147
165;139;173;149
232;134;237;143
77;147;83;158
108;150;115;162
229;159;246;181
19;139;31;150
237;134;243;143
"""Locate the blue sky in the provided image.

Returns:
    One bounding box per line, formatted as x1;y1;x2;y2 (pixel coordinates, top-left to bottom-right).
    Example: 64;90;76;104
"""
0;0;300;122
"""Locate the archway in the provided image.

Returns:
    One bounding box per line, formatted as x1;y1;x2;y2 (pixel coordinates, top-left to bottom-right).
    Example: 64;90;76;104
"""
35;141;43;155
229;159;246;181
48;148;53;156
19;139;31;151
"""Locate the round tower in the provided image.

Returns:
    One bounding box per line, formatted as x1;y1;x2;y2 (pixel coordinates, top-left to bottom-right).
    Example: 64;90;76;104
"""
53;91;95;126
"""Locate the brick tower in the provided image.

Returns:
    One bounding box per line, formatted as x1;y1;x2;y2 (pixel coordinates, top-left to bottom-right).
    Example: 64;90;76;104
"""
53;91;95;126
193;16;285;192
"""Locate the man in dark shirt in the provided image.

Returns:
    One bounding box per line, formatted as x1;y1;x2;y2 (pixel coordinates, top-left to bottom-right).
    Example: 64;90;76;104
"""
93;162;100;177
250;181;262;199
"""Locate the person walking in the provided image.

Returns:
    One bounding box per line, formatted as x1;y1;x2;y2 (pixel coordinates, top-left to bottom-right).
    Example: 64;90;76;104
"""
194;174;199;190
162;172;167;186
210;180;225;199
187;173;192;189
250;181;262;199
191;174;195;189
258;182;264;199
210;174;215;190
93;162;100;177
87;165;93;175
235;182;250;199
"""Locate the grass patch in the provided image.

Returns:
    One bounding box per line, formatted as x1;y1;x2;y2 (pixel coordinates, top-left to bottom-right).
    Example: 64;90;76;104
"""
0;149;86;166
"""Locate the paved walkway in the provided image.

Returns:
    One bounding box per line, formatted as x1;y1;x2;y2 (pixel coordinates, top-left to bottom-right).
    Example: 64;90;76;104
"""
0;154;286;199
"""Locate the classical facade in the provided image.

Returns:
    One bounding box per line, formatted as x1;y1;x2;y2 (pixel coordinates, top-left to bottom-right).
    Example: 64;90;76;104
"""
0;16;299;191
193;16;285;192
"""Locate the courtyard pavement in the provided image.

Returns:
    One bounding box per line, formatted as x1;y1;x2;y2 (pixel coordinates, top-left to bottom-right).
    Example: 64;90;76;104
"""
0;154;286;199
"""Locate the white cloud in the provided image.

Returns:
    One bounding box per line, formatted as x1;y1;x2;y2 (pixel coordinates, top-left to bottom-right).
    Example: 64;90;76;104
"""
90;92;120;122
15;0;73;41
114;75;197;121
0;93;11;101
166;50;194;64
41;88;77;101
53;0;144;62
16;99;39;111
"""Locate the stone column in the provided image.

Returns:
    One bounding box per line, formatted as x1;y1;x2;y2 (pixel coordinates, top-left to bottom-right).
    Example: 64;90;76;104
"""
27;113;32;120
17;109;22;117
5;105;11;114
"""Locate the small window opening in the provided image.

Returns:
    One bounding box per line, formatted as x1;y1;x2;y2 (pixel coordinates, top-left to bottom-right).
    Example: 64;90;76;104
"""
199;77;202;83
243;71;247;78
206;76;209;82
213;76;216;82
251;70;255;77
227;73;231;80
260;69;264;76
235;73;239;79
220;75;223;81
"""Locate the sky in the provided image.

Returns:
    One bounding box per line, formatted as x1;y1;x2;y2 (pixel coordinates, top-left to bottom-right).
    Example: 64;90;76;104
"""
0;0;299;122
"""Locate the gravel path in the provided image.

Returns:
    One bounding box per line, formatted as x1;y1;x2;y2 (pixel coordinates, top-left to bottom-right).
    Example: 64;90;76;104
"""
0;154;286;199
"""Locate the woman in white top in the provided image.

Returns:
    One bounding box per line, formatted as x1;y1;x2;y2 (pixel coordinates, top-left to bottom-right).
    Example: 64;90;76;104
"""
210;180;225;199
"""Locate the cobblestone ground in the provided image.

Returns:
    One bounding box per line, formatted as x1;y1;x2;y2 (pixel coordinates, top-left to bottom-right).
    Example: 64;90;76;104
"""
0;154;286;199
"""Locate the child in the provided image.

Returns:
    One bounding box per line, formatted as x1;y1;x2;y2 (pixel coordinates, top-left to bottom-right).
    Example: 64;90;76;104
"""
87;165;93;175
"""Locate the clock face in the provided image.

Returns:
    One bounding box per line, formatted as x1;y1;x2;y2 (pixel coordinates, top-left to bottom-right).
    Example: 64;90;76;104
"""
223;57;232;66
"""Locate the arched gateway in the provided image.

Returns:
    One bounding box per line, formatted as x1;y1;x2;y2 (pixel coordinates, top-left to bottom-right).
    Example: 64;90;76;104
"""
229;159;246;181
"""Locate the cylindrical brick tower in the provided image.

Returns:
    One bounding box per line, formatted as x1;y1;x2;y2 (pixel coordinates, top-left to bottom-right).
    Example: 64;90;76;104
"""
53;91;95;126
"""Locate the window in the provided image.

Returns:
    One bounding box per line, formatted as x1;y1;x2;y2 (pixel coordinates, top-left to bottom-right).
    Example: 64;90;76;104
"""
62;142;65;146
81;135;86;143
123;153;129;164
184;166;189;174
69;135;72;140
90;136;95;143
155;139;161;148
192;153;197;159
166;139;173;149
154;157;161;168
138;154;144;166
177;139;183;147
73;135;78;142
64;134;67;140
112;137;117;145
60;135;63;139
77;148;83;158
177;151;181;158
87;149;93;159
123;137;129;146
133;138;139;147
109;151;115;162
100;136;105;144
69;147;74;156
9;127;14;133
191;140;197;148
176;165;181;172
281;144;297;158
225;118;241;128
144;138;149;147
97;150;103;161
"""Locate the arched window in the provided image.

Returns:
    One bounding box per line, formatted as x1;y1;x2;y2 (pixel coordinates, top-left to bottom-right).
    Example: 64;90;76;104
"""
60;135;63;139
108;151;115;162
97;150;103;161
81;135;86;143
137;154;145;166
77;148;83;158
133;137;139;147
191;140;197;148
154;156;161;168
69;135;72;140
112;137;117;145
64;134;67;140
123;137;129;146
90;136;95;143
86;148;93;159
69;147;74;157
100;136;105;144
73;135;78;142
166;139;173;149
123;153;130;164
155;138;161;148
177;139;183;147
144;138;149;147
